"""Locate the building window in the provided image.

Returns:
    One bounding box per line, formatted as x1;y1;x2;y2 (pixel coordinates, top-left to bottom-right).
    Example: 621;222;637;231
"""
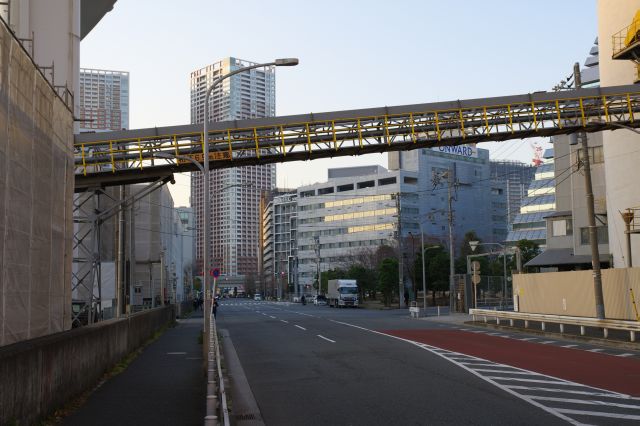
552;219;572;237
580;226;608;245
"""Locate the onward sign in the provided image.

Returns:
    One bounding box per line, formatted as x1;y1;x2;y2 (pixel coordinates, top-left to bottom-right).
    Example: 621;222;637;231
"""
431;144;478;158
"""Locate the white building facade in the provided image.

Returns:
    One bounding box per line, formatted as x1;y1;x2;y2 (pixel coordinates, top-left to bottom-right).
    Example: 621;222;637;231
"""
598;1;640;267
79;68;129;132
295;166;419;291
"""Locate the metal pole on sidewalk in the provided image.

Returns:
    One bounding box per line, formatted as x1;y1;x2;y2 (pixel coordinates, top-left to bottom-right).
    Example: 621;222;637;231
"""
574;62;605;319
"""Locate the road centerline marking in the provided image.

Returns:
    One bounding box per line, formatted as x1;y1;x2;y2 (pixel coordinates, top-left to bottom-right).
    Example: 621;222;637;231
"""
294;325;306;331
280;319;289;324
317;335;335;343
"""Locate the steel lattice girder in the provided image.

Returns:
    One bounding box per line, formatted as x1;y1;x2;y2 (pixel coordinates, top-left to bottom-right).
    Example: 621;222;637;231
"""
74;84;640;188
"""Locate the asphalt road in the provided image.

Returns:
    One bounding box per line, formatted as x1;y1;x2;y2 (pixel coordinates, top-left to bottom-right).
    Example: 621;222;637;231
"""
216;300;640;426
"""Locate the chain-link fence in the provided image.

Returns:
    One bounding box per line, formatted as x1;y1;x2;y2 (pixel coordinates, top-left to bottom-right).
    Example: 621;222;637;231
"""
473;275;512;309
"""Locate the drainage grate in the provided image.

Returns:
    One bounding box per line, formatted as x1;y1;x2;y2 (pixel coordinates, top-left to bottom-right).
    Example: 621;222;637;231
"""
235;413;257;421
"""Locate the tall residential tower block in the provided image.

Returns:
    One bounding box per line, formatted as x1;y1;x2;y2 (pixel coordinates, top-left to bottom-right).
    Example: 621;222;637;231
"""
190;58;277;280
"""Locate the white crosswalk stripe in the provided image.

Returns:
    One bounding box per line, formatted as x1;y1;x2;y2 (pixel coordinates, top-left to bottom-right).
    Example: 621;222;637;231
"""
407;341;640;425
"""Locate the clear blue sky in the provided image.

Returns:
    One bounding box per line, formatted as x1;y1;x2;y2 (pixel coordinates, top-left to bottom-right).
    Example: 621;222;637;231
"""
81;0;597;206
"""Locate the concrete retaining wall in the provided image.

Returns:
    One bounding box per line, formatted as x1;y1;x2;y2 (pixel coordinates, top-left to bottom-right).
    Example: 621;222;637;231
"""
0;306;174;425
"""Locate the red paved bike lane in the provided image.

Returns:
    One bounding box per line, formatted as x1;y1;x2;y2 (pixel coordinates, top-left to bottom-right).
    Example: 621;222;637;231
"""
383;329;640;396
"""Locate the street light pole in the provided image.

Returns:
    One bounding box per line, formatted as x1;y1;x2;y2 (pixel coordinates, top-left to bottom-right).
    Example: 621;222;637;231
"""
200;58;298;313
413;222;439;314
155;153;252;317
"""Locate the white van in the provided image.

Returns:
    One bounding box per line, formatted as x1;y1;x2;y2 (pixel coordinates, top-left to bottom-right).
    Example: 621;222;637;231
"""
254;293;262;301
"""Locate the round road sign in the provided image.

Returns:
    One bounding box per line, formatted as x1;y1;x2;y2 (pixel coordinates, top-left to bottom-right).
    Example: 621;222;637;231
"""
211;268;220;278
472;274;481;285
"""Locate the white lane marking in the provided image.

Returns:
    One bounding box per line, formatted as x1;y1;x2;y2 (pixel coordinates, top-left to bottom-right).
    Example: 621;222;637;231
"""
460;362;505;367
326;319;596;426
556;408;640;421
488;333;505;337
505;385;637;400
561;344;578;348
486;377;583;386
539;340;556;344
269;315;276;319
588;348;605;353
261;313;268;316
617;353;635;357
530;396;640;410
317;335;336;343
167;352;187;355
474;369;540;375
294;325;307;331
519;337;537;341
280;319;289;324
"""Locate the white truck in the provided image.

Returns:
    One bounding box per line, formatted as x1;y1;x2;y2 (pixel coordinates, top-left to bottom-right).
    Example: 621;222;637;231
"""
327;279;359;308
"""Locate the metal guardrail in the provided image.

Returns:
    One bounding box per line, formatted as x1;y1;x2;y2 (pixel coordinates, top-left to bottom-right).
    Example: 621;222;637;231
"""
204;302;230;426
624;206;640;233
469;308;640;342
612;18;640;59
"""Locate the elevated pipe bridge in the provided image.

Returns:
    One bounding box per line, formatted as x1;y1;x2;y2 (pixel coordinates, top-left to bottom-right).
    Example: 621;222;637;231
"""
74;84;640;191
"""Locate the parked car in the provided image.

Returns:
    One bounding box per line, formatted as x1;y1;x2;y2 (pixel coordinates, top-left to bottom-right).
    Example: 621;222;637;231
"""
314;295;328;306
254;293;262;301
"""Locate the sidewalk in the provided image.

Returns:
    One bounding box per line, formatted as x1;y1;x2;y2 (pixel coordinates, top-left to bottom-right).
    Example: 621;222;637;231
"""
63;312;206;426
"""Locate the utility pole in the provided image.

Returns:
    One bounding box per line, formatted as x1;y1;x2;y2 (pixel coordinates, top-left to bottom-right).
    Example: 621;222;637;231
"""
574;62;605;319
446;171;456;312
431;171;456;311
115;186;125;318
314;235;321;296
396;193;404;308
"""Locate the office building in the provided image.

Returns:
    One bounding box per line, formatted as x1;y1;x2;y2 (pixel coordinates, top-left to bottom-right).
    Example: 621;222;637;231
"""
296;166;419;290
262;191;297;298
390;145;493;246
190;58;277;279
506;149;556;247
490;160;536;243
527;38;611;270
78;68;129;132
599;1;640;267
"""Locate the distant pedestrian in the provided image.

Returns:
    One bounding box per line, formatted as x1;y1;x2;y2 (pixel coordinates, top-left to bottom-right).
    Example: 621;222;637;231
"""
212;299;219;319
404;290;409;308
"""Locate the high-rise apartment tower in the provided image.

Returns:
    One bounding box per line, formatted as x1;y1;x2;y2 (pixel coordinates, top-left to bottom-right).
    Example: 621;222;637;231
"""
190;58;277;279
78;68;129;132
